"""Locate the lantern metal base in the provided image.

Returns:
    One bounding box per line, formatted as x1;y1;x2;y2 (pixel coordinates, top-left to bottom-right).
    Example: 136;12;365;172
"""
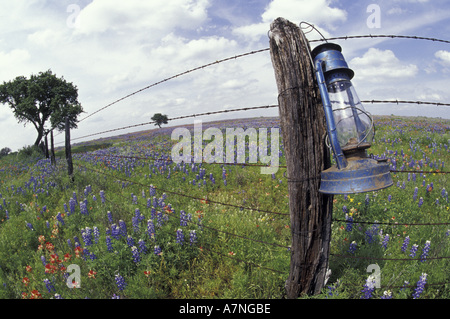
319;157;393;195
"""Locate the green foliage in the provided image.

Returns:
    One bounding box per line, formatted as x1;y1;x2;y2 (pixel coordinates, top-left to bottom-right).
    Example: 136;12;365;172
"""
0;70;83;146
0;116;448;299
151;113;169;128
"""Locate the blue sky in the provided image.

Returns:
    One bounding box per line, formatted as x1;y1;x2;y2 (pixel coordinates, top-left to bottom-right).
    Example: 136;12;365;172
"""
0;0;449;151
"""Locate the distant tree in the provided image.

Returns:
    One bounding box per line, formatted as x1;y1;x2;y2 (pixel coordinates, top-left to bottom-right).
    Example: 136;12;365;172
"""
0;70;84;147
151;113;169;128
0;147;11;157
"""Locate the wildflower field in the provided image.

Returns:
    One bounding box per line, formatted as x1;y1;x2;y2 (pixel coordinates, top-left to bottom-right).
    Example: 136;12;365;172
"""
0;115;449;299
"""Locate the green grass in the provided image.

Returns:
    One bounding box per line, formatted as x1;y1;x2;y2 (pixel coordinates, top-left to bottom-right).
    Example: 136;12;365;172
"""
0;115;448;299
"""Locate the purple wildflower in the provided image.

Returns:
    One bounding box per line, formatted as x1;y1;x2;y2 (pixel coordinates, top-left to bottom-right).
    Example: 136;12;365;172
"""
131;246;140;263
420;240;431;262
401;236;410;252
410;244;418;257
412;273;428;299
361;276;376;299
176;229;184;245
115;274;127;291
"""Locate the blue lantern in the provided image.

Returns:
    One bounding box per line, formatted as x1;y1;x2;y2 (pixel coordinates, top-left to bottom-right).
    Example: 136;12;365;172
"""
312;43;393;194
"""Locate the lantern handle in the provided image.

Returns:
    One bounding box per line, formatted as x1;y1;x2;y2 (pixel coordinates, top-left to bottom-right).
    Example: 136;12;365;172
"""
315;59;348;169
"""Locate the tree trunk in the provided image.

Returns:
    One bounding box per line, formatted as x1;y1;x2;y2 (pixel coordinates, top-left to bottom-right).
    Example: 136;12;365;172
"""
50;130;56;165
65;117;73;179
34;127;44;147
269;17;333;298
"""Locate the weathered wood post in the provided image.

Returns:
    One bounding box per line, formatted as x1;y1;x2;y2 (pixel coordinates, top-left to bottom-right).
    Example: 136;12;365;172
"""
65;117;74;179
269;17;333;298
50;129;56;165
44;131;50;159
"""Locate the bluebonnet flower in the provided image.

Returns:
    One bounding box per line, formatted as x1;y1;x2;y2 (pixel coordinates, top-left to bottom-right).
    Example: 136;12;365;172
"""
138;239;148;254
388;194;392;202
43;278;55;293
381;234;389;250
81;227;93;246
348;241;357;254
111;224;121;240
69;198;76;215
26;222;34;231
413;187;418;201
180;210;188;227
93;226;100;244
401;236;410;252
127;235;135;248
418;197;424;208
115;274;127;291
56;212;64;226
412;273;428;299
365;223;379;244
190;230;197;245
64;203;68;214
326;280;340;299
149;185;156;197
106;235;114;252
147;219;155;240
67;239;72;249
156;211;164;228
119;220;127;237
410;244;418;257
420;240;431;262
100;190;106;204
107;211;113;224
80;201;88;215
176;229;184;245
380;290;393;299
131;246;140;263
345;213;353;232
41;255;47;266
154;245;162;256
361;276;376;299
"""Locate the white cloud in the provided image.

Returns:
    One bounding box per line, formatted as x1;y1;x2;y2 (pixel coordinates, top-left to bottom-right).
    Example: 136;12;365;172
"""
233;0;346;42
75;0;210;36
435;50;450;66
349;48;418;82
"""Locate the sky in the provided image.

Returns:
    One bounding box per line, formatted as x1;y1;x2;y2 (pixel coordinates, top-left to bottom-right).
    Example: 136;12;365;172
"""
1;0;450;152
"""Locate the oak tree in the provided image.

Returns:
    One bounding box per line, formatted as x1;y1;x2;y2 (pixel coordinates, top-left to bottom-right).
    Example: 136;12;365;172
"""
0;70;83;146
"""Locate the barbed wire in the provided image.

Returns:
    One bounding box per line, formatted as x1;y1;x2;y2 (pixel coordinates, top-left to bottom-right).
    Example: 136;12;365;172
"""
332;219;450;227
77;171;288;274
362;100;450;107
57;97;450;145
75;161;290;217
77;48;270;124
56;104;279;144
309;34;450;44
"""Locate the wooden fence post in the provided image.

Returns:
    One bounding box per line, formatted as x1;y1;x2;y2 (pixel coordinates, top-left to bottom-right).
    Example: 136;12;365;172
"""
65;117;74;179
44;131;49;159
50;129;56;165
269;17;334;298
